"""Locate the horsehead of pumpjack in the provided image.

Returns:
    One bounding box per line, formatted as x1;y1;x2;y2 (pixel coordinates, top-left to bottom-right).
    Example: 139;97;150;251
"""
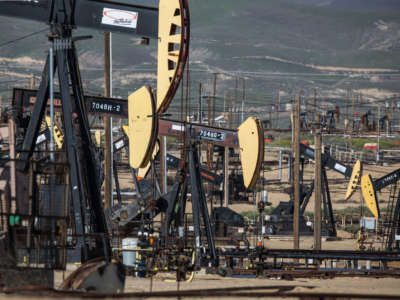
124;1;263;190
0;0;190;292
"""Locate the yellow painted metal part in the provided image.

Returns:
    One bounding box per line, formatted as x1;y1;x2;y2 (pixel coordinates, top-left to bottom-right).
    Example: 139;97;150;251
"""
361;174;380;219
95;130;101;147
122;126;159;179
137;140;160;179
237;117;264;189
122;125;129;137
128;86;158;168
345;160;362;200
157;0;184;113
45;116;64;149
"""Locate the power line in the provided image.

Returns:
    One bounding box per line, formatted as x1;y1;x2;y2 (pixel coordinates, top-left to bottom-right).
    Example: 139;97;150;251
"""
0;28;48;49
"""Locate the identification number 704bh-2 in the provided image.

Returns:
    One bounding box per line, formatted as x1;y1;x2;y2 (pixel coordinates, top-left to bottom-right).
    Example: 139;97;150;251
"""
90;100;121;114
197;129;226;142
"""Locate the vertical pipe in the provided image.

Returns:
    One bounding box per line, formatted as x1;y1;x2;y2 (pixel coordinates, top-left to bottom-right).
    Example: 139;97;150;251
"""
314;128;322;250
198;83;202;164
104;32;112;211
110;33;114;208
161;136;167;194
8;118;16;214
49;47;55;162
224;146;229;207
293;93;301;250
279;150;282;181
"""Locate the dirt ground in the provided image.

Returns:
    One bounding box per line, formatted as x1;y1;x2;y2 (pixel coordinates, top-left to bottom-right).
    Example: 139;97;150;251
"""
120;275;400;299
21;151;394;299
118;150;400;213
28;269;398;299
3;275;400;299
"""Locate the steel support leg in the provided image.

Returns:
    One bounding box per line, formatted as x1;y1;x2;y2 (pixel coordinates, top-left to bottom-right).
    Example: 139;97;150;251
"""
17;55;52;172
189;144;217;266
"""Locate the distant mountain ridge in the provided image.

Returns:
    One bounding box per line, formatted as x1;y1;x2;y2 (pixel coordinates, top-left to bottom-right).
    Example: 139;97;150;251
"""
0;0;399;109
289;0;400;11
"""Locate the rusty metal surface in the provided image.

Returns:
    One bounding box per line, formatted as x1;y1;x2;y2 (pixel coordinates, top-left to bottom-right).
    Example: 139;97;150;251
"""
60;258;125;293
158;118;239;148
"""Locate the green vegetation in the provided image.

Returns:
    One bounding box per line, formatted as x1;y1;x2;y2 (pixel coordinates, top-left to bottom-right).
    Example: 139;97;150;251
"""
268;136;400;151
326;137;400;151
241;207;276;221
333;206;374;218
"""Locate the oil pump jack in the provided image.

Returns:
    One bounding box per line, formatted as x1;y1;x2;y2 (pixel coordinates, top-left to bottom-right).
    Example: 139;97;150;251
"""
120;88;264;269
265;143;361;237
0;0;190;290
360;170;400;250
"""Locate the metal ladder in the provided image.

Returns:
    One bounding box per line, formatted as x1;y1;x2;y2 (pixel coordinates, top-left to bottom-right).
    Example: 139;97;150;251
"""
383;182;398;249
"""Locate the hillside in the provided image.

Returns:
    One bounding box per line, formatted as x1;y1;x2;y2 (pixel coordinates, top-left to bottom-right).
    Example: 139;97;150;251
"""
0;0;399;117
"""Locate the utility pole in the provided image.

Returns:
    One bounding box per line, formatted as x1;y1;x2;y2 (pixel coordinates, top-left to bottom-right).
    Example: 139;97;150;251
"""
186;66;190;120
269;107;272;129
350;91;355;149
160;136;167;194
198;83;202;124
345;83;349;131
377;106;380;163
224;146;229;207
241;77;245;123
104;32;112;211
314;127;322;250
277;89;281;129
29;74;35;89
359;92;363;133
313;89;317;124
293;92;301;250
212;73;218;126
49;47;55;162
229;95;233;129
181;73;184;121
207;95;213;170
8;115;16;214
223;92;226;123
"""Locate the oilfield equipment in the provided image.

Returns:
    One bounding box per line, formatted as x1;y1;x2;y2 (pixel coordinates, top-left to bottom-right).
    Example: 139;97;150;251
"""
0;0;190;291
265;143;361;237
112;88;263;270
360;169;400;250
1;0;400;295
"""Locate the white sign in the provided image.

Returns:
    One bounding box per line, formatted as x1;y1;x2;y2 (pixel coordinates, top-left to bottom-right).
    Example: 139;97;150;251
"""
102;8;138;29
115;139;125;150
334;163;346;174
395;235;400;241
36;133;46;144
172;124;185;132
